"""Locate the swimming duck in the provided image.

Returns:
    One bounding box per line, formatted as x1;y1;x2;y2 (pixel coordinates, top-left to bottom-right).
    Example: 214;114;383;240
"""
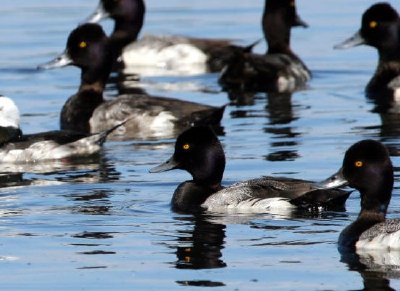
83;0;244;75
335;3;400;107
218;0;311;93
38;24;225;140
319;139;400;251
149;126;349;213
0;95;117;163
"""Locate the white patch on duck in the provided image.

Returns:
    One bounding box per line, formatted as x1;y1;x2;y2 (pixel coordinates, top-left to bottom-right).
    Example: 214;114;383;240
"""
202;183;295;214
122;34;208;76
356;219;400;250
0;133;104;163
0;96;20;128
90;106;177;140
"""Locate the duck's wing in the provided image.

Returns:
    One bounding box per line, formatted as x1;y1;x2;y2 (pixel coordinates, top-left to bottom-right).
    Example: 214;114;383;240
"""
90;95;224;139
203;176;350;212
357;219;400;250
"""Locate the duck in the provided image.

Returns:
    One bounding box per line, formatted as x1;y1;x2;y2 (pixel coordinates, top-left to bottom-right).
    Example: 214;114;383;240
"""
83;0;245;75
318;139;400;252
149;126;350;213
0;95;118;163
334;3;400;108
218;0;311;94
38;24;225;140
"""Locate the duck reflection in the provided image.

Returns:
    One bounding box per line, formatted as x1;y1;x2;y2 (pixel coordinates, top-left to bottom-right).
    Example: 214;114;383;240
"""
172;215;226;270
229;91;301;162
340;248;400;291
264;92;301;162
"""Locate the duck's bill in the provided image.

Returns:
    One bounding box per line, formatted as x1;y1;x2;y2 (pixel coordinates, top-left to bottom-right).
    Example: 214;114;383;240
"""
37;51;72;70
149;156;179;173
294;14;308;28
82;2;109;24
315;167;348;189
334;30;365;49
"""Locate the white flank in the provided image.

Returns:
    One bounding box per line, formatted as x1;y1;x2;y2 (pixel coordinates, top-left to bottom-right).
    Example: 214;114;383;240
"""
204;197;295;214
0;96;20;128
0;134;103;163
122;40;208;76
149;111;176;137
356;230;400;250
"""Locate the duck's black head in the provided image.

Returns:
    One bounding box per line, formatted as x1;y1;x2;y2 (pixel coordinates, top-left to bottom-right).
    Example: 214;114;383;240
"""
335;3;400;57
84;0;145;50
100;0;145;23
262;0;308;54
38;24;112;86
359;3;400;54
150;126;225;186
65;24;109;70
322;140;393;216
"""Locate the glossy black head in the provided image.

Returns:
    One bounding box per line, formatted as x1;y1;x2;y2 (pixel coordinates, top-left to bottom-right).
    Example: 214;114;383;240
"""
65;24;108;69
262;0;308;54
342;139;393;214
100;0;145;22
150;127;225;186
360;3;400;50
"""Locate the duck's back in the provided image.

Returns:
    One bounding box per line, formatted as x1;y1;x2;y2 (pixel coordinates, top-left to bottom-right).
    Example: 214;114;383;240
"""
202;176;347;213
90;94;224;140
220;52;310;93
356;219;400;250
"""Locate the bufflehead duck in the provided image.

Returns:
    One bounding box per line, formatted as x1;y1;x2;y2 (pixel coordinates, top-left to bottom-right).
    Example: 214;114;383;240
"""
219;0;311;93
83;0;244;75
38;24;225;140
335;3;400;107
0;96;118;163
150;126;349;213
319;140;400;251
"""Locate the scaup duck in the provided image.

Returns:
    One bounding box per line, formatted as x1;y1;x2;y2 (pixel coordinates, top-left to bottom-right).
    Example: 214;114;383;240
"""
319;140;400;251
83;0;244;75
0;96;118;163
38;24;225;140
149;126;349;213
218;0;311;93
335;3;400;107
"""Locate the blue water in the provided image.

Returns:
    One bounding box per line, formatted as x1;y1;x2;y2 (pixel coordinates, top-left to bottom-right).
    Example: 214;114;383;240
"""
0;0;400;290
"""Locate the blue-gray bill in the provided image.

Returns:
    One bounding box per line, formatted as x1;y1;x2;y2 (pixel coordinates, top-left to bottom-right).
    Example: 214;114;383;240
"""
149;156;179;173
37;51;72;70
82;2;109;24
315;167;348;189
334;30;366;49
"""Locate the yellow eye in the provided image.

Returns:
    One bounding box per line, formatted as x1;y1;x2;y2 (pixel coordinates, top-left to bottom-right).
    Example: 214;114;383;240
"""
369;21;378;29
182;144;190;150
355;161;363;168
79;41;87;48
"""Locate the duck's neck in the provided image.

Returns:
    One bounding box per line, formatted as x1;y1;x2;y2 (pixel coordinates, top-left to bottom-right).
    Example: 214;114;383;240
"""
110;1;145;58
262;2;294;55
339;210;385;251
61;45;113;133
111;21;143;57
171;180;223;213
339;167;393;250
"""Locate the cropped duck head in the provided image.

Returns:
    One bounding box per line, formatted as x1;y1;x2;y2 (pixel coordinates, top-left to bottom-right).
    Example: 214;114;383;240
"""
84;0;145;48
38;24;112;85
263;0;308;54
335;3;400;52
320;140;393;215
85;0;145;23
150;126;225;187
